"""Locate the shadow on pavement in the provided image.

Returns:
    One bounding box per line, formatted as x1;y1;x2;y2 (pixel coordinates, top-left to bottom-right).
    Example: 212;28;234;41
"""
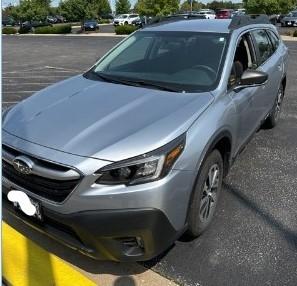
224;183;297;250
114;276;136;286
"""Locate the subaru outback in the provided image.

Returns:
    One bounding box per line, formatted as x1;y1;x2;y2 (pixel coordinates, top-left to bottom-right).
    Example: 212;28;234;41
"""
2;16;288;261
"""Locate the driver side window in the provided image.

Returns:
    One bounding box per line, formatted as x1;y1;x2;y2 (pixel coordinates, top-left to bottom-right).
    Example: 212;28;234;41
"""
228;33;256;89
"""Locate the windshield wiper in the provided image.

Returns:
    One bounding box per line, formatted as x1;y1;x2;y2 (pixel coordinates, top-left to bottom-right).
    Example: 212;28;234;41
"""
91;72;182;92
124;78;183;92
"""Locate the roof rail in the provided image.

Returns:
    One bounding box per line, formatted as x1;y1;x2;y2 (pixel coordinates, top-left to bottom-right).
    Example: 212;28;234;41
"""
146;14;206;27
229;14;271;30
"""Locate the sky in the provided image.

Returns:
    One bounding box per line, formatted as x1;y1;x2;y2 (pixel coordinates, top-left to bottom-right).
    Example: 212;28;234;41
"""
2;0;242;10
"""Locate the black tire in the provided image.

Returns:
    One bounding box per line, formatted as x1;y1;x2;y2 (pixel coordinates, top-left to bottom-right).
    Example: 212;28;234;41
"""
264;84;285;129
124;21;128;25
187;149;224;237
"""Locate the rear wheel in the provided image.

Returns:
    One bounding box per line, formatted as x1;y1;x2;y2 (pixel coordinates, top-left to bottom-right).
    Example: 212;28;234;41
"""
264;84;284;128
187;150;223;237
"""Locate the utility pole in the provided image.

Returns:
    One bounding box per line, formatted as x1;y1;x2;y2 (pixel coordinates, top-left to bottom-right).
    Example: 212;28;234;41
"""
190;0;193;13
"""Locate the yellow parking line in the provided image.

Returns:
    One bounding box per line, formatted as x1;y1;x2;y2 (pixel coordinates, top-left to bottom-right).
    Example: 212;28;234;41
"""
2;222;97;286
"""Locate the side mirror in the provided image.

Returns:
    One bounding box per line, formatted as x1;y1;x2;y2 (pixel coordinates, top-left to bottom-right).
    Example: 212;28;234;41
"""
234;69;268;93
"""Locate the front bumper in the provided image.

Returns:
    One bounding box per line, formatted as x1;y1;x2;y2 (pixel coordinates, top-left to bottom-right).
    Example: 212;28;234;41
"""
83;26;98;31
283;20;297;26
3;192;180;261
2;131;194;261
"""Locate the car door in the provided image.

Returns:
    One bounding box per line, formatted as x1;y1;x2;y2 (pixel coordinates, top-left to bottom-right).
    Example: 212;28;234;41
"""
228;32;262;152
265;29;285;110
250;29;282;117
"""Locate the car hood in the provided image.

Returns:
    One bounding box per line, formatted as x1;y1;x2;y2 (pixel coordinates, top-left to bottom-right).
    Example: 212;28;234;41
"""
3;75;214;161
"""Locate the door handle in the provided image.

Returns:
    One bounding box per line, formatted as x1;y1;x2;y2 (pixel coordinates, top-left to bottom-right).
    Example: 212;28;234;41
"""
277;64;282;71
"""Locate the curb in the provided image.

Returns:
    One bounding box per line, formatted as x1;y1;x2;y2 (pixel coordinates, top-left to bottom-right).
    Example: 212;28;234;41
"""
281;35;297;41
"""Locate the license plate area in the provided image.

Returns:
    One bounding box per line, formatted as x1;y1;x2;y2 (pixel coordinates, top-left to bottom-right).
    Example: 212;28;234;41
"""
9;189;44;222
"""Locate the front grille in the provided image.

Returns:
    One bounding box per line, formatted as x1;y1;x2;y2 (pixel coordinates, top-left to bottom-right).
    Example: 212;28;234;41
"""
2;144;70;172
2;160;81;202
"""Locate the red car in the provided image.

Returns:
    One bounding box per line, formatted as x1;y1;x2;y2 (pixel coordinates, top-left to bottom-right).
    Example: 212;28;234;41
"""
216;9;233;19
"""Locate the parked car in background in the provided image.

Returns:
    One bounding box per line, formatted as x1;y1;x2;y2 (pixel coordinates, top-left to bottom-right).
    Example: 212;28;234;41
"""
46;16;57;24
82;19;99;31
233;9;246;17
55;15;66;23
196;10;216;19
113;14;140;26
281;11;297;27
249;14;277;25
216;9;233;19
235;8;246;14
131;16;146;28
166;13;206;20
2;17;15;26
199;9;215;13
2;15;288;262
20;20;52;32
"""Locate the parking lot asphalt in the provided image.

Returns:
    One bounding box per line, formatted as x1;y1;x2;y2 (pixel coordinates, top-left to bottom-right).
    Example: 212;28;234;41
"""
2;36;297;286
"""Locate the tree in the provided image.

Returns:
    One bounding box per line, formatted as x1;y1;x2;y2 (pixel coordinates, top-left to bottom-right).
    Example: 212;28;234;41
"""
13;0;51;21
115;0;131;15
135;0;179;16
97;0;112;16
58;0;112;21
243;0;297;14
205;1;242;11
244;0;280;14
180;1;204;12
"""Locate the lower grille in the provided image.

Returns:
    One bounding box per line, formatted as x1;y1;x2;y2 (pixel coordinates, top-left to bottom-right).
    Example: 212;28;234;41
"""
2;160;81;202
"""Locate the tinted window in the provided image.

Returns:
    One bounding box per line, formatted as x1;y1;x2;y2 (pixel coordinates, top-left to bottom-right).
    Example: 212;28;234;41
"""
267;30;280;51
107;36;153;68
92;31;228;92
252;30;273;65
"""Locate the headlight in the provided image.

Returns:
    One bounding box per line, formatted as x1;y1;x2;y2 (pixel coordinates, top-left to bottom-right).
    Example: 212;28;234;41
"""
95;134;186;186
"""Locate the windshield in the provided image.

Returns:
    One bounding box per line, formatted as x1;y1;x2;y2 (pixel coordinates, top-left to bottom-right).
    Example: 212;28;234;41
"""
289;12;297;17
88;31;228;92
117;15;127;19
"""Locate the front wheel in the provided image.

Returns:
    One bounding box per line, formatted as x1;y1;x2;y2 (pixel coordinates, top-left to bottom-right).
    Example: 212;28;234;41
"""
264;84;284;128
187;149;223;237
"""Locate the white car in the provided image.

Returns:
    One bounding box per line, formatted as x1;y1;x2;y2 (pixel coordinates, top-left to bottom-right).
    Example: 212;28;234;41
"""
197;11;216;19
113;14;140;26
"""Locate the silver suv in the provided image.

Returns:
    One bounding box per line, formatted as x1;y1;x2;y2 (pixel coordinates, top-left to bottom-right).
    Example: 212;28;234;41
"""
2;16;288;261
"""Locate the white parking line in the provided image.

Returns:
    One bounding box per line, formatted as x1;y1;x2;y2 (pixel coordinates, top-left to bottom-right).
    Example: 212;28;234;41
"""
3;70;78;74
45;65;81;72
3;66;81;74
4;83;51;85
3;101;20;104
4;91;37;93
3;76;69;79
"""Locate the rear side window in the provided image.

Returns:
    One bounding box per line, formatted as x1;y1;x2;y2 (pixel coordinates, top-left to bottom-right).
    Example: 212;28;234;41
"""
267;30;280;52
252;30;274;65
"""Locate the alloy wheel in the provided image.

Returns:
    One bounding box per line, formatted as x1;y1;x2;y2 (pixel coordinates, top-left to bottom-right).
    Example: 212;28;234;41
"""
199;164;220;222
274;87;284;121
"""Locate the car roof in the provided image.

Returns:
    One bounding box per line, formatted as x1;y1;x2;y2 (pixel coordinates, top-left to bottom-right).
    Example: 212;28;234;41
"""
143;19;232;33
142;16;274;34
